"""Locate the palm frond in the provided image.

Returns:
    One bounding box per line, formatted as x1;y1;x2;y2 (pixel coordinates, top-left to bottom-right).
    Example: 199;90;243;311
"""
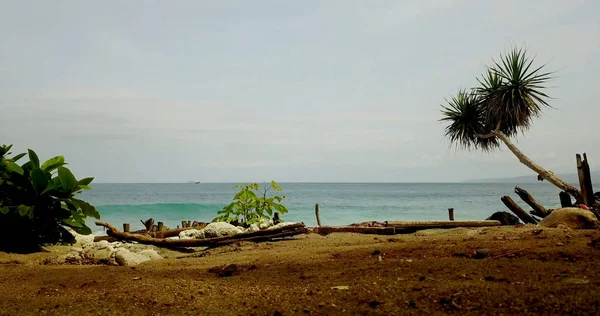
440;89;500;151
476;47;554;136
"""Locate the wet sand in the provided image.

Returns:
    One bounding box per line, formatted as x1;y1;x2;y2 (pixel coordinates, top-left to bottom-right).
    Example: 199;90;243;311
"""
1;226;600;315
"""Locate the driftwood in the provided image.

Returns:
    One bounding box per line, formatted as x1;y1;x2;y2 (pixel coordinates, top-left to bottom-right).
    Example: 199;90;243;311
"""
384;220;501;229
501;196;537;224
123;223;130;233
448;208;454;221
140;218;154;231
315;203;322;227
514;186;549;218
313;226;396;235
577;153;596;207
559;191;573;208
95;222;307;248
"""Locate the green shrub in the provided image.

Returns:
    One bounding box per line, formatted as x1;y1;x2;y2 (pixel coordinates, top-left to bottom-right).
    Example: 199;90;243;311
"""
213;181;289;225
0;144;100;251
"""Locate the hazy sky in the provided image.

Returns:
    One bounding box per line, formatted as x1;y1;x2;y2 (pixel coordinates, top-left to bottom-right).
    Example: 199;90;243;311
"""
1;0;599;183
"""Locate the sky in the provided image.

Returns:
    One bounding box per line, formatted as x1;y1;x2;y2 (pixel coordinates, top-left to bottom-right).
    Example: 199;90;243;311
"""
1;0;599;183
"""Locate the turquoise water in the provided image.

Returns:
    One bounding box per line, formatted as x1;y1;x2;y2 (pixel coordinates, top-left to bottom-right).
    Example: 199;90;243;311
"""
81;183;565;235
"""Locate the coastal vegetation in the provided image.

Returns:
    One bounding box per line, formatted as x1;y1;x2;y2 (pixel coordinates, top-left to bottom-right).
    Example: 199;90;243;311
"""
213;181;289;225
0;144;99;251
440;47;582;200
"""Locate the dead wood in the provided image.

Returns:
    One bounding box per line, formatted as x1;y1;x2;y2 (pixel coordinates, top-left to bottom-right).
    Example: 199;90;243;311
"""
95;222;307;248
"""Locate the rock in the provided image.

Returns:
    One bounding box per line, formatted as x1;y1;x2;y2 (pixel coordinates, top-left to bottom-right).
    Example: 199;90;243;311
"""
82;244;114;263
114;249;152;266
95;240;111;249
179;229;205;240
258;219;274;230
204;222;243;238
68;228;95;247
245;223;260;233
486;211;521;225
138;249;163;260
267;222;299;230
538;208;600;229
473;248;490;259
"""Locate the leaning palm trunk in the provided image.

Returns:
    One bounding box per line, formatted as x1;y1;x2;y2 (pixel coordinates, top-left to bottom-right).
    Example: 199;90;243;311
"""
488;131;582;201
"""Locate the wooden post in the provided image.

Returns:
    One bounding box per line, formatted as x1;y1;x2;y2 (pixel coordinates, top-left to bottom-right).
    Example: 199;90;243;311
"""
559;191;572;208
514;186;549;217
501;196;537;224
448;208;454;221
576;153;595;207
123;223;130;233
181;221;188;228
157;222;167;232
273;212;281;224
186;221;191;228
315;203;322;227
140;218;154;231
151;224;158;232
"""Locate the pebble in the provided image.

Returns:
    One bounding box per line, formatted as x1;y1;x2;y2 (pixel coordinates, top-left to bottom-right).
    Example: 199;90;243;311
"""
473;249;490;259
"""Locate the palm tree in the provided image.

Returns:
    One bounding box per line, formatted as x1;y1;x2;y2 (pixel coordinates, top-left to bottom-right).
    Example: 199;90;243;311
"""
440;47;582;201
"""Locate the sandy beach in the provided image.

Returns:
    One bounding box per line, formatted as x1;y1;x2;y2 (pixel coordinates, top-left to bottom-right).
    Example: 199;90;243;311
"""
1;226;600;315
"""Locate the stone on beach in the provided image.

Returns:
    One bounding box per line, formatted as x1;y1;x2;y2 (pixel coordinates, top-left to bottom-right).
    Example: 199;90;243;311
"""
538;208;600;229
114;248;153;266
486;211;521;225
179;229;206;240
204;222;243;238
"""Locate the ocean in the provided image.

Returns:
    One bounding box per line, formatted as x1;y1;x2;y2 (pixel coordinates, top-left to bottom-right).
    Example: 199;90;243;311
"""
80;182;566;235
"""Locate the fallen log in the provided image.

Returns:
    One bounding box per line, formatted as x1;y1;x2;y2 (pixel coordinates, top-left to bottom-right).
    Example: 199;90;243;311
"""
501;196;537;224
514;186;549;218
95;222;307;248
384;220;501;229
312;226;396;235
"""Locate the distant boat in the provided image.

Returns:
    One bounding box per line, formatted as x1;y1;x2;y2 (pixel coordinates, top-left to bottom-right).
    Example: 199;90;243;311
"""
194;181;200;184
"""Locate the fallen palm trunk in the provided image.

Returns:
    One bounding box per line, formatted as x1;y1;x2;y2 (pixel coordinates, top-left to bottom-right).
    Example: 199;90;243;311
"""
514;186;549;218
501;196;538;224
95;222;307;248
384;220;501;229
312;226;396;235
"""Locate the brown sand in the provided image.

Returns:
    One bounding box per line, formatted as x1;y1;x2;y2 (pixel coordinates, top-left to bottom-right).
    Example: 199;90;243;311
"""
1;226;600;315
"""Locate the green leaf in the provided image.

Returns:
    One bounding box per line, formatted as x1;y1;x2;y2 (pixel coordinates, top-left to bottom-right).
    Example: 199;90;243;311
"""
17;205;34;219
78;177;94;186
57;166;78;192
30;168;49;194
77;185;92;191
72;198;100;219
72;225;92;235
0;207;9;215
41;179;62;195
5;161;24;175
11;152;26;162
28;149;40;169
40;156;66;172
61;217;83;227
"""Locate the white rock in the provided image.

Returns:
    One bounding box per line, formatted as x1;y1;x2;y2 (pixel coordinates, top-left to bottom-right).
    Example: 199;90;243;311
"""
82;245;114;262
267;222;298;230
539;208;600;229
179;229;206;239
138;249;163;260
68;228;95;247
245;223;260;233
114;249;152;266
204;222;243;238
258;219;274;230
95;240;110;249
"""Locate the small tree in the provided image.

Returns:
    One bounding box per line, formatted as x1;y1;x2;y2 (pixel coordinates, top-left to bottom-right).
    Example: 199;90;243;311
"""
214;181;289;225
440;47;582;200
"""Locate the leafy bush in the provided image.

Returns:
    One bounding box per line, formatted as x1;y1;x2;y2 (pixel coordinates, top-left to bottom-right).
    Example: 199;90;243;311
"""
213;181;289;225
0;144;100;251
